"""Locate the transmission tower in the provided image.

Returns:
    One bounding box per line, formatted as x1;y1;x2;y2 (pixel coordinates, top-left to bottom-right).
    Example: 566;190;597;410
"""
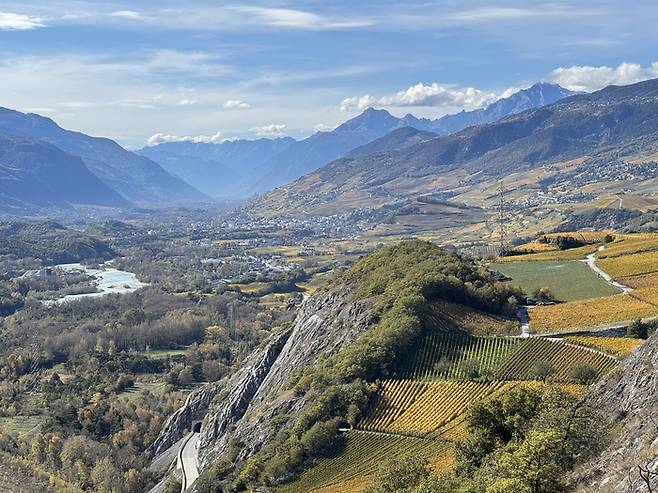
496;181;509;255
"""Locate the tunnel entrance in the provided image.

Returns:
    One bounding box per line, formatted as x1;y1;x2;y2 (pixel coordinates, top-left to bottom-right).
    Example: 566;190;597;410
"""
192;421;202;433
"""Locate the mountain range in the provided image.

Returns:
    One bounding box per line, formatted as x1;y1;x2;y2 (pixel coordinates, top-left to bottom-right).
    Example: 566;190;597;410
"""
249;78;658;217
0;108;207;212
139;82;575;198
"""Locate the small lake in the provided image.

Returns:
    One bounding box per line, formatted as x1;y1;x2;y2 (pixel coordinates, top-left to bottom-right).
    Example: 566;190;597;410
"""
49;262;149;305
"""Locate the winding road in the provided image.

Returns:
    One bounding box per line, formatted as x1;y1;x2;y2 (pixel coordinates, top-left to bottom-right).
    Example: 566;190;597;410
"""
582;245;632;294
179;432;200;492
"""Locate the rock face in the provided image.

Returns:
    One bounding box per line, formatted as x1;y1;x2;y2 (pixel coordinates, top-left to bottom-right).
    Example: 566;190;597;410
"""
575;332;658;492
196;283;374;469
149;381;223;457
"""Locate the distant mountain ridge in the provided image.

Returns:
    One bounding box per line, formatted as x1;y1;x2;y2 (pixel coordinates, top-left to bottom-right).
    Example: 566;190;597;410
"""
139;82;575;198
0;107;207;206
248;78;658;217
0;133;130;214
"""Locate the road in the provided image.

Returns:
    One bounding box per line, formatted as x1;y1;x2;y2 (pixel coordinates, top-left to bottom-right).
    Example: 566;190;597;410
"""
582;246;632;294
179;433;200;492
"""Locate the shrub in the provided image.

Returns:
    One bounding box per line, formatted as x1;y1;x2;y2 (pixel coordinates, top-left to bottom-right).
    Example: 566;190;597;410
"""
568;362;598;384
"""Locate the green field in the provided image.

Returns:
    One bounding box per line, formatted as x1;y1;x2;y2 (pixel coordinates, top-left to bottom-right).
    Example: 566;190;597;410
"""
489;260;620;301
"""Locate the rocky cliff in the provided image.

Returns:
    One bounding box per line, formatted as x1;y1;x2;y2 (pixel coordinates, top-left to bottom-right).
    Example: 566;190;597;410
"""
149;278;376;482
575;331;658;492
198;284;374;467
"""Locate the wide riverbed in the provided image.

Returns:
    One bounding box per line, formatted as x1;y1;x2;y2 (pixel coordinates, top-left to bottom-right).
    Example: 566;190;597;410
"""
50;262;148;304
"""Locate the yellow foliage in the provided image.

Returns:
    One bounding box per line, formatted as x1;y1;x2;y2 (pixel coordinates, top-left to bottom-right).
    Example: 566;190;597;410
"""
565;336;643;358
528;295;658;333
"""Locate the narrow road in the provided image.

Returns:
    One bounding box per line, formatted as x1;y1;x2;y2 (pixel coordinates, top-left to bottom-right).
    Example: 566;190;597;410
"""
517;306;531;338
179;433;200;492
582;246;632;294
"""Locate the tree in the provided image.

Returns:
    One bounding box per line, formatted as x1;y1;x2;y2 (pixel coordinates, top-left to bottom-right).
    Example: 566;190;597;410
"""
460;358;481;380
433;356;453;375
568;363;598;385
627;318;649;339
365;454;429;493
533;287;556;304
530;360;555;383
485;478;532;493
498;429;566;493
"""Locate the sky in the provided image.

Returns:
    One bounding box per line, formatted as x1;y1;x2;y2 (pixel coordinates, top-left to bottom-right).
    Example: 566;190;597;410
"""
1;1;658;148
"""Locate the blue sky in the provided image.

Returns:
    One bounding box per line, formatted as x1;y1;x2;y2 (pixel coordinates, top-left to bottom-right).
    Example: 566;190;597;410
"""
1;1;658;148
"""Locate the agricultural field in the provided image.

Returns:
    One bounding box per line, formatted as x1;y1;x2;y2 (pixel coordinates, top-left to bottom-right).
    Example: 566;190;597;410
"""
495;338;618;381
596;234;658;259
277;431;452;493
359;380;516;438
595;250;658;279
564;336;644;358
490;260;621;301
498;244;599;262
620;272;658;289
528;294;658;332
396;329;521;380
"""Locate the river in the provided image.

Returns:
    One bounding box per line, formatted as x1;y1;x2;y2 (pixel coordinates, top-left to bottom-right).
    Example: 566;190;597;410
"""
49;262;149;305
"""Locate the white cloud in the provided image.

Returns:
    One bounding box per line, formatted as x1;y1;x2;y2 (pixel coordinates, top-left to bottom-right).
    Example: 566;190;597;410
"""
223;99;251;109
0;11;45;30
251;124;287;137
177;99;196;106
147;131;223;146
313;123;335;133
340;83;497;112
110;10;143;20
230;6;371;30
552;61;658;92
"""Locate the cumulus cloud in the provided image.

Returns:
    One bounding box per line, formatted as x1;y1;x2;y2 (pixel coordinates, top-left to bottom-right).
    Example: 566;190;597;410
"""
0;11;45;30
340;83;497;112
552;61;658;92
147;131;222;146
251;124;287;137
176;99;196;106
223;99;251;109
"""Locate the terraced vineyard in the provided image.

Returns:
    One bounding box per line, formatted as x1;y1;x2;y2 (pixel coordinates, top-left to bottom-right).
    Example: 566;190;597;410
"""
277;431;452;493
359;380;517;438
565;336;644;358
496;338;617;380
528;294;658;332
596;250;658;278
396;329;520;380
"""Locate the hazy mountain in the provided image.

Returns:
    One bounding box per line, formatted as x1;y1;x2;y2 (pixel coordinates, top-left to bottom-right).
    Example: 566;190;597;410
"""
0;133;130;214
0;108;207;205
140;83;575;198
138;137;296;198
250;78;658;216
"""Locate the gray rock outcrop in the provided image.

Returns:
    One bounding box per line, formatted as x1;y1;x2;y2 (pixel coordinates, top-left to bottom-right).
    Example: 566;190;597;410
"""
197;283;374;469
575;332;658;492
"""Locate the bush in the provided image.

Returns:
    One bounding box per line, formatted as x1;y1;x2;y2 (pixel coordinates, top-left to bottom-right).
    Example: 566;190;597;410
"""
530;360;555;382
568;362;598;384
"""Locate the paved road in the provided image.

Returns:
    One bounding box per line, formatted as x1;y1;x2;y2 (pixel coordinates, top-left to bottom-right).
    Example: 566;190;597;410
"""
179;433;200;492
